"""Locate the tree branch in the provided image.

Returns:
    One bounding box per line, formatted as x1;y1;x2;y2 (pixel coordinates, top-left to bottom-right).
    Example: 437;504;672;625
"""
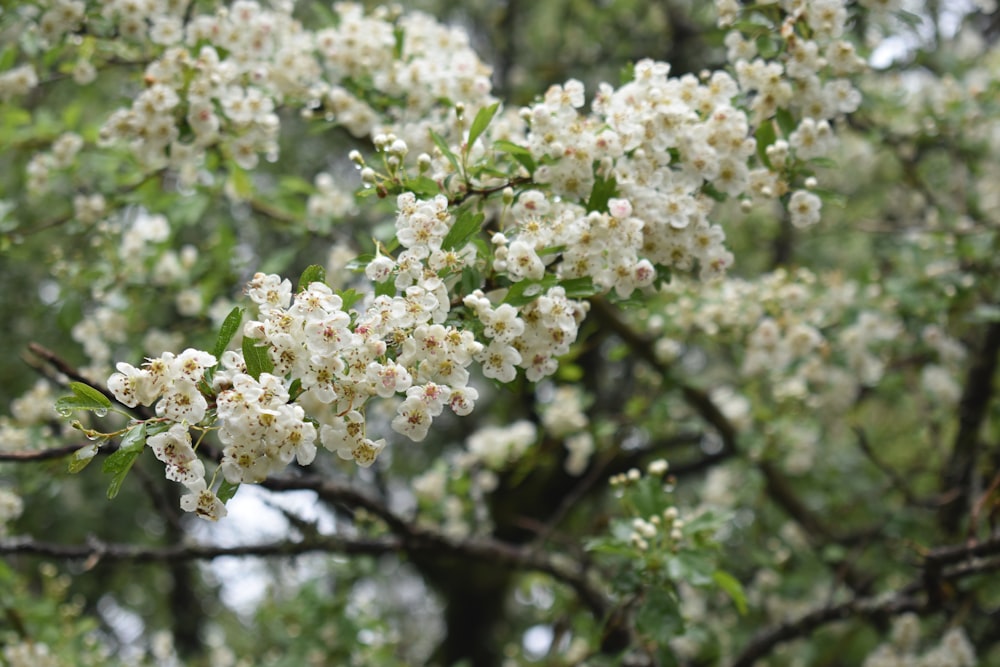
0;442;93;462
730;535;1000;667
940;318;1000;534
0;535;400;562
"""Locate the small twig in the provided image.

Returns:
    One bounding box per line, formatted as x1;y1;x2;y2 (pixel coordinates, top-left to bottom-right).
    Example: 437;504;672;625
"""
852;426;923;506
0;442;93;462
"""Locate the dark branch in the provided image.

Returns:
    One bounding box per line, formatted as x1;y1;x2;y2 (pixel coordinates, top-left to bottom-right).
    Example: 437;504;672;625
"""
940;318;1000;534
0;535;400;562
731;535;1000;667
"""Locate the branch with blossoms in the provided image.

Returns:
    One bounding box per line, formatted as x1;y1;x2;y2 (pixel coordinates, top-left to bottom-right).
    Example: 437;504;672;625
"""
1;0;875;523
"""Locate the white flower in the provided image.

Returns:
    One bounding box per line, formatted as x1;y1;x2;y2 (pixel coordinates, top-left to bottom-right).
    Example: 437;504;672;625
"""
477;340;521;383
788;190;822;228
392;396;433;442
179;479;227;521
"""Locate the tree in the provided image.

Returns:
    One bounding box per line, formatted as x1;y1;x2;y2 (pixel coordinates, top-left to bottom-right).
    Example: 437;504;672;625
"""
1;0;999;665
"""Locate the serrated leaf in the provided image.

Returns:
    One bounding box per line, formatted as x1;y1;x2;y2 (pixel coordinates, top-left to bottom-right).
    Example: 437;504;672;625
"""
430;129;461;174
375;279;396;298
242;337;274;381
73;382;112;408
57;382;112;415
103;424;146;500
217;479;241;504
298;264;326;292
442;210;484;250
212;307;244;359
467;102;500;151
712;570;748;615
337;288;364;310
68;444;100;474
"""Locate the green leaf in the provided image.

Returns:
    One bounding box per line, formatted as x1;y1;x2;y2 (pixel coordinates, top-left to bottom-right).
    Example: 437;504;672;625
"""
712;570;748;615
558;276;597;299
441;210;484;251
68;444;100;474
217;479;241;504
755;121;776;169
494;139;536;174
56;382;112;415
404;175;442;198
701;182;727;202
375;279;396;298
668;551;715;586
636;586;683;640
337;288;364;310
775;107;797;137
298;264;327;291
586;175;618;213
242;337;274;381
467;102;501;150
212;307;244;359
503;275;559;307
228;166;254;198
430;129;461;174
103;423;146;500
807;156;838;169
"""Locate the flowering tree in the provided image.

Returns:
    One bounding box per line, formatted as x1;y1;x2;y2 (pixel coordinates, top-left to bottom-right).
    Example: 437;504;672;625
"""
1;0;999;665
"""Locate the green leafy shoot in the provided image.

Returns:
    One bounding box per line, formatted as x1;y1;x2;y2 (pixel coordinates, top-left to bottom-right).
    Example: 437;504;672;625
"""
102;423;146;500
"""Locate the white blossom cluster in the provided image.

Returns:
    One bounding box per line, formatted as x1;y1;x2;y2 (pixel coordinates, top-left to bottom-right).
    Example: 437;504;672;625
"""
863;614;977;667
540;385;594;476
609;460;687;552
648;269;933;407
46;1;498;188
0;486;24;537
